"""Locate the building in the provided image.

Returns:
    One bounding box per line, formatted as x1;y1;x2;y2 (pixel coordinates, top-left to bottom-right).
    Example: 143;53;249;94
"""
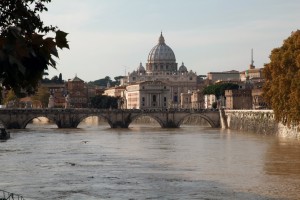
103;86;126;98
66;75;88;108
204;94;217;109
41;82;66;108
180;91;192;109
225;89;253;109
206;70;240;84
191;90;205;109
240;49;264;82
120;32;198;109
125;81;170;109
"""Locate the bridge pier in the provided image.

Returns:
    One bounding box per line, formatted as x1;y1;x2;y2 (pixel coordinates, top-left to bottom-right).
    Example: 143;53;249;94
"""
55;120;79;128
161;120;179;128
110;121;129;128
51;112;80;128
4;121;25;129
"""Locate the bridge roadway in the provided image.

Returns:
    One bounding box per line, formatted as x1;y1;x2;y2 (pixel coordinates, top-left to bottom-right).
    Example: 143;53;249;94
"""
0;108;221;129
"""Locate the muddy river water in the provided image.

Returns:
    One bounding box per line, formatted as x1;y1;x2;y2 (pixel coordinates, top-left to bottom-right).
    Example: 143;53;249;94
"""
0;120;300;199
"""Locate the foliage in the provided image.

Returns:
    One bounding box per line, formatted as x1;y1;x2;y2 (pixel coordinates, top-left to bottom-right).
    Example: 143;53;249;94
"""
212;102;218;109
202;83;239;98
3;90;18;107
263;30;300;126
114;76;124;86
0;0;69;96
90;95;120;109
42;74;64;84
90;76;124;87
31;86;50;108
90;76;111;87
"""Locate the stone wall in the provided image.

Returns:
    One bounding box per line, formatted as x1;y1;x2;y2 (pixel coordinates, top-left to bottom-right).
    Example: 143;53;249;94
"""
223;110;300;139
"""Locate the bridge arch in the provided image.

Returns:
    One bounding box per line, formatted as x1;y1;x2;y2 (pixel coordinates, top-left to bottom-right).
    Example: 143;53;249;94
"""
22;115;56;129
129;113;166;128
177;113;219;128
76;114;112;128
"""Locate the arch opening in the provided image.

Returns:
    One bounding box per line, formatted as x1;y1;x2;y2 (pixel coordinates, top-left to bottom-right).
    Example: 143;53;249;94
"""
25;116;56;129
130;114;163;128
77;115;111;129
178;114;216;128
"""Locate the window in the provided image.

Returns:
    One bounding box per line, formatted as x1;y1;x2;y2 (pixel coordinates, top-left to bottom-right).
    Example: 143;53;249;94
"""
142;97;145;102
164;97;167;102
153;95;156;102
174;96;178;103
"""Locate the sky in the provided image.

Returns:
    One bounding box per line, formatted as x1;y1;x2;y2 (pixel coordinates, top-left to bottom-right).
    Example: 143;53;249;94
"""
42;0;300;82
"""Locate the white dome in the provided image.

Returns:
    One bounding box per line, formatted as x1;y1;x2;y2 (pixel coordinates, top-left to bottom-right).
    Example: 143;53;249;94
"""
178;62;187;72
137;62;145;72
147;33;176;63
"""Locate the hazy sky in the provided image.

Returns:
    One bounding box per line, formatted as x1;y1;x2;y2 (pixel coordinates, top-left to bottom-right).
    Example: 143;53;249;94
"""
43;0;300;82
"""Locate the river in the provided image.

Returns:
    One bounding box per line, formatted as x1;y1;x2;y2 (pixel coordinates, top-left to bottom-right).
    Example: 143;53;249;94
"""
0;117;300;200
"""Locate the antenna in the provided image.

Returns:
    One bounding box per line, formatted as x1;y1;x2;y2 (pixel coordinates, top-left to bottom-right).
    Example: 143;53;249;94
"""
251;48;254;66
250;48;255;69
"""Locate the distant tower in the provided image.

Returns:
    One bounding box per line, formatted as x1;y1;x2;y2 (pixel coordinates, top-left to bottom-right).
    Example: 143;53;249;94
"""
250;48;255;69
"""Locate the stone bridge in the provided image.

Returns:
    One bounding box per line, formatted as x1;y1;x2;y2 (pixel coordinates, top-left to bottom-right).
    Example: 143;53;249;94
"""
0;108;220;129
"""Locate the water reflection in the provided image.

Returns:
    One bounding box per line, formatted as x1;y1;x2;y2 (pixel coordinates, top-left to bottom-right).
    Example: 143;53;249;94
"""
264;138;300;176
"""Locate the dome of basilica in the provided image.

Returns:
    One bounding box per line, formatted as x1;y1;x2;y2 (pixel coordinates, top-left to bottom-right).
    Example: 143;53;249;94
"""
137;62;145;72
178;62;188;72
147;32;176;63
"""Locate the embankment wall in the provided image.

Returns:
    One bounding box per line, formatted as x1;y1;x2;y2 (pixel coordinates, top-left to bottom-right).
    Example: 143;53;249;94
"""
223;110;300;139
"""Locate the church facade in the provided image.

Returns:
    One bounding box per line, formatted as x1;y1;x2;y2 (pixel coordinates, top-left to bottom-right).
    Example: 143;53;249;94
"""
121;33;198;109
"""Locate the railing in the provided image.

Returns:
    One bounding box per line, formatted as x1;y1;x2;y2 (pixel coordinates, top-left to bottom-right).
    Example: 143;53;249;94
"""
0;190;25;200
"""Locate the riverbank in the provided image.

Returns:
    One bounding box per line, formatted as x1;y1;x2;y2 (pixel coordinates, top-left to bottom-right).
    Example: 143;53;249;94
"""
223;110;300;139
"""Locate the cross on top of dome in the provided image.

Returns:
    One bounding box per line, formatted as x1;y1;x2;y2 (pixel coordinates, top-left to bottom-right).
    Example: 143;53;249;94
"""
158;32;165;45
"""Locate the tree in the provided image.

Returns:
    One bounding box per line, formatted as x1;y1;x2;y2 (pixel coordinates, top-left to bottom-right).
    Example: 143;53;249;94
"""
58;73;63;83
113;76;124;86
31;86;50;108
3;90;19;107
0;0;69;96
90;95;119;109
51;75;59;83
263;30;300;126
203;83;239;99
